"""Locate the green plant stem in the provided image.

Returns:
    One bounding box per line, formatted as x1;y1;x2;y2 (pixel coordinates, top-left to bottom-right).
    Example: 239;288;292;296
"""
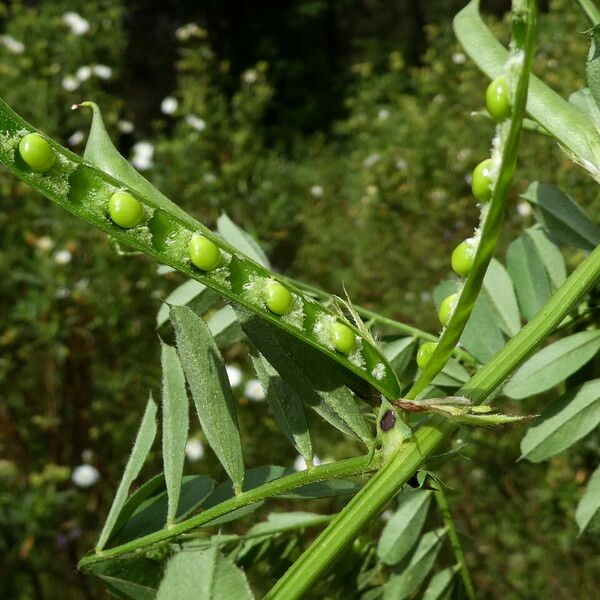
265;240;600;600
285;276;478;365
77;453;380;570
578;0;600;24
432;483;476;600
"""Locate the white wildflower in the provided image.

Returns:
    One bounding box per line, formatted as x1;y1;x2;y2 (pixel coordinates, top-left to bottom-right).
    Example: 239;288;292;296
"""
92;64;112;80
71;464;99;488
76;66;91;82
203;172;217;184
55;287;70;300
118;120;134;134
362;153;381;168
185;114;206;131
185;439;205;462
68;131;85;146
62;75;80;91
396;158;408;171
53;249;72;265
377;108;390;121
310;184;324;198
380;510;394;522
516;201;532;218
226;364;242;388
244;378;265;401
131;141;154;171
36;236;54;252
176;23;202;41
452;52;466;65
243;69;258;84
63;12;90;36
0;35;25;54
161;96;178;115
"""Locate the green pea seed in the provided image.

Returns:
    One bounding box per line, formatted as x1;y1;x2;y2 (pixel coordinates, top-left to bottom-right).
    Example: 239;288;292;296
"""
485;75;511;122
109;190;145;228
471;159;493;202
332;322;357;354
451;239;475;277
188;233;221;271
416;341;438;369
438;293;458;327
18;133;56;173
265;280;293;315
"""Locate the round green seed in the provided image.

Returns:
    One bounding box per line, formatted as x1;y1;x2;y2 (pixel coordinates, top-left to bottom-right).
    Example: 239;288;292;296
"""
485;75;511;122
265;280;293;315
188;233;221;271
438;293;458;327
471;159;493;202
416;341;438;370
451;239;475;277
108;190;145;228
18;133;56;173
331;322;357;354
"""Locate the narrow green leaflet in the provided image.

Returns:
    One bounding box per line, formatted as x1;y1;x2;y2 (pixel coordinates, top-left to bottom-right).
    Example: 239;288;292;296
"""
507;233;551;322
217;212;270;268
157;279;217;328
569;88;600;129
453;0;599;168
96;396;158;552
586;24;600;111
171;306;245;493
521;182;600;251
576;466;600;534
431;358;470;389
383;337;417;378
504;330;600;399
88;557;161;600
156;545;254;600
520;379;600;462
207;305;244;347
239;312;374;445
110;475;215;545
383;528;446;600
422;567;457;600
524;226;567;291
482;258;521;337
249;346;314;463
160;342;189;524
377;489;432;565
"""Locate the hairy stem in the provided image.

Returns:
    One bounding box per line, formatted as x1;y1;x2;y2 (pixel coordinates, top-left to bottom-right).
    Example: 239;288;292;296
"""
77;453;380;569
432;482;476;600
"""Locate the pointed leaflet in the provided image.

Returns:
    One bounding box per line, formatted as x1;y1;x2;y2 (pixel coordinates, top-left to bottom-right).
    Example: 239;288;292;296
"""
171;306;244;493
506;233;551;322
88;557;161;600
520;379;600;462
96;396;158;551
238;312;374;445
521;182;600;252
524;226;567;291
482;258;521;337
504;330;600;399
576;466;600;535
207;305;244;347
586;24;600;111
160;342;189;524
422;567;457;600
156;545;254;600
249;345;314;463
78;101;198;229
217;212;270;267
383;528;446;600
569;88;600;129
377;489;432;565
156;279;218;328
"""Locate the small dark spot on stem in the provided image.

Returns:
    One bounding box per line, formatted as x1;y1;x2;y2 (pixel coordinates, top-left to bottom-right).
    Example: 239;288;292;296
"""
380;410;396;432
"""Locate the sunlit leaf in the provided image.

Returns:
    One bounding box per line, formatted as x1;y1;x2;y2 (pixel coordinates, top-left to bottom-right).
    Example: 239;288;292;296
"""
576;466;600;535
217;211;270;267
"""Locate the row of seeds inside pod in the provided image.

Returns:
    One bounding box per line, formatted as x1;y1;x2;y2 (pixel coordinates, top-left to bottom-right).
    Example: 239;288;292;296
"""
17;132;358;357
417;75;511;369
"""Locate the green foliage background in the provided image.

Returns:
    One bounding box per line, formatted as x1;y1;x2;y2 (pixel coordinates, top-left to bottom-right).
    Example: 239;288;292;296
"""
0;0;598;597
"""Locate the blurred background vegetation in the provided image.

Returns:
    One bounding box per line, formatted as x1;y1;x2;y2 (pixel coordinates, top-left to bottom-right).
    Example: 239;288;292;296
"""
0;0;598;597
